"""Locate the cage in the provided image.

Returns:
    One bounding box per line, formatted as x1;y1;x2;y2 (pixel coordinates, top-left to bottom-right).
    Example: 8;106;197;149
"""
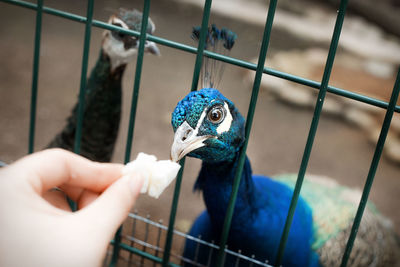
0;0;399;266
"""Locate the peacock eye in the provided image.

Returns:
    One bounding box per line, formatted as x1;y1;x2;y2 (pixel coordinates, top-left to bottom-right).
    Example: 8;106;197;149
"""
207;105;225;124
112;23;126;39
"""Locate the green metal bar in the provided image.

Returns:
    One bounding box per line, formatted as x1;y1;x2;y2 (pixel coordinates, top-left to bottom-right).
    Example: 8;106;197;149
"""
109;227;122;267
2;0;400;113
162;157;186;266
340;67;400;267
216;1;278;266
162;1;212;265
110;1;152;266
123;0;152;163
190;0;212;91
111;241;181;267
66;0;94;213
28;0;43;154
261;67;400;113
73;0;94;154
1;0;87;22
114;242;163;264
275;0;348;265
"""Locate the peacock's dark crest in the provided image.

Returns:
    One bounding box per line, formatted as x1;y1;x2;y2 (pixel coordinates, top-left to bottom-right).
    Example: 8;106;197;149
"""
192;24;237;89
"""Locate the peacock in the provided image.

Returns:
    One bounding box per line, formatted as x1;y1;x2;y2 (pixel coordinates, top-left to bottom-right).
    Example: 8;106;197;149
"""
170;25;399;266
47;8;159;162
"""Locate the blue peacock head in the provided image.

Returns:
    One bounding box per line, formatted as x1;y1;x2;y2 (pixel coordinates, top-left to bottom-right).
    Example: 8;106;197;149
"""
102;8;160;70
171;88;245;163
171;25;242;163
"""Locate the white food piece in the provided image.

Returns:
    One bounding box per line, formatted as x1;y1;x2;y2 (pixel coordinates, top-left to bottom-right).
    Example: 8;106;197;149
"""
123;152;181;198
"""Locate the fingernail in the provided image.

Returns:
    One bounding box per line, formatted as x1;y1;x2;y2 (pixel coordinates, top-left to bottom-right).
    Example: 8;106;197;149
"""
122;174;145;195
132;174;145;195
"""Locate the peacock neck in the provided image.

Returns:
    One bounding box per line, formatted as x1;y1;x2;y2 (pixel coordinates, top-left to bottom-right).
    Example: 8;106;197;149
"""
196;153;257;230
48;50;126;162
76;50;126;161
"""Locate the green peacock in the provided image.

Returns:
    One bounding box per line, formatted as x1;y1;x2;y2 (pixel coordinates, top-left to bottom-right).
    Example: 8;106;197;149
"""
48;8;159;162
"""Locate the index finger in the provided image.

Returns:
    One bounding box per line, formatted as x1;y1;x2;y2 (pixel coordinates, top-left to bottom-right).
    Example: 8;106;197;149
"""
10;149;124;194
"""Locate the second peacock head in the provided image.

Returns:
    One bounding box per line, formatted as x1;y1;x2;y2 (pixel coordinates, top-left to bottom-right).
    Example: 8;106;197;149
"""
102;8;160;70
171;88;245;163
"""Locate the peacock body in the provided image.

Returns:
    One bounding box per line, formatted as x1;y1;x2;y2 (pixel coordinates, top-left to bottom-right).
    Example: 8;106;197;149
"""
48;8;159;162
170;25;399;267
171;87;399;267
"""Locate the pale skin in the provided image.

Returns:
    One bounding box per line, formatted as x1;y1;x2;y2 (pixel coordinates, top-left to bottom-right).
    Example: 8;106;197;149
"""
0;148;144;267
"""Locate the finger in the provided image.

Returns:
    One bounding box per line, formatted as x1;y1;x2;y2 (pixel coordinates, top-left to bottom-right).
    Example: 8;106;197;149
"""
11;149;124;194
42;189;71;211
77;173;144;240
57;185;99;208
77;190;99;209
59;184;84;202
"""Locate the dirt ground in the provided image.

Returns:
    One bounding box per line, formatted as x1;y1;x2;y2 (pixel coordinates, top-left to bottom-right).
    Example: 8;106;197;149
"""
0;0;399;263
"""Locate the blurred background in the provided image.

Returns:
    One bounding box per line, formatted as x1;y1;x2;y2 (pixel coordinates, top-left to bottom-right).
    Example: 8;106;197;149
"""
0;0;399;260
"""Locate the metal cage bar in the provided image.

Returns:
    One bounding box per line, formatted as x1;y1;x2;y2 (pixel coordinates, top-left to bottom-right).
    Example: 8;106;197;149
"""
2;0;399;113
162;1;212;265
73;0;94;155
110;0;153;266
216;0;278;266
162;157;186;266
124;0;152;164
276;0;348;265
340;67;400;266
66;0;95;213
189;0;213;93
28;0;43;154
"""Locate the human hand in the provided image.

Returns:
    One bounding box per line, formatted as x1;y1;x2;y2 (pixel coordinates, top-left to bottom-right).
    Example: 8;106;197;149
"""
0;148;144;267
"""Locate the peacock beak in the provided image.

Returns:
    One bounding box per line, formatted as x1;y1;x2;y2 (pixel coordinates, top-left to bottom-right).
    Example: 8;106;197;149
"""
145;41;160;56
170;121;211;162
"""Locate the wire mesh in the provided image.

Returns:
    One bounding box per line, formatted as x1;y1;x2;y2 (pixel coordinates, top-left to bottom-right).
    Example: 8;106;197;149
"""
1;0;399;266
103;212;272;267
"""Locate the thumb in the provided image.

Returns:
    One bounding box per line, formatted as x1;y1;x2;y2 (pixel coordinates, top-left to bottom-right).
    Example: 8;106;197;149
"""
77;173;144;240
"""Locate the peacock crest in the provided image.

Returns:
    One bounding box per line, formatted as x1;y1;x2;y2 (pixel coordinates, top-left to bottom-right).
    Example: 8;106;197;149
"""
192;24;237;89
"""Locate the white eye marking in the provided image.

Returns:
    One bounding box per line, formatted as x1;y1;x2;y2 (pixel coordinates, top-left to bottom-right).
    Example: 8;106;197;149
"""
216;102;232;134
195;108;208;130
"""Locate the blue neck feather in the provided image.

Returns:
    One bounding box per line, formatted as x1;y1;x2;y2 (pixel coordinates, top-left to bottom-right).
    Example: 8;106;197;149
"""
195;153;258;229
194;151;318;266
